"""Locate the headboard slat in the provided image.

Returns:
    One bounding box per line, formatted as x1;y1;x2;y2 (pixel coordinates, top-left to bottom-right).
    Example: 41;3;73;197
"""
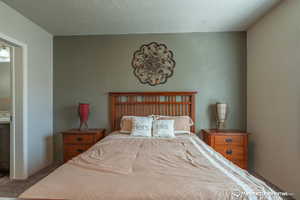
109;92;197;132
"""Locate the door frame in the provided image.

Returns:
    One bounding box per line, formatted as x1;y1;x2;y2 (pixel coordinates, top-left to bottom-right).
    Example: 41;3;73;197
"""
0;32;28;179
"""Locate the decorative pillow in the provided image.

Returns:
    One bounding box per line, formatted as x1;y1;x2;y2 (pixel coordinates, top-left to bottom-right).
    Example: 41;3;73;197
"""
120;116;135;133
152;120;175;138
131;117;153;137
155;115;193;134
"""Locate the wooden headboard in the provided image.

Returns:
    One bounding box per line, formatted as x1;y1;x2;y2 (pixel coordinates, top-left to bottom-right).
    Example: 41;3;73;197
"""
109;92;197;132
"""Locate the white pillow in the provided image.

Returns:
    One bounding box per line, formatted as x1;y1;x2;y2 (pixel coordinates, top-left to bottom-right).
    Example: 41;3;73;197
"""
152;120;175;138
131;117;153;137
174;130;191;135
151;115;193;135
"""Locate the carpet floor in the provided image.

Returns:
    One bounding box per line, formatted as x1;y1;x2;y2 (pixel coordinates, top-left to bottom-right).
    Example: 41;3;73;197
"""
0;164;295;199
0;164;59;198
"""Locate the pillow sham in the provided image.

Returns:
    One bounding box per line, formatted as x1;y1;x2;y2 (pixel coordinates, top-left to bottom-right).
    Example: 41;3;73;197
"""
152;120;175;138
131;116;153;137
120;116;134;133
155;115;193;134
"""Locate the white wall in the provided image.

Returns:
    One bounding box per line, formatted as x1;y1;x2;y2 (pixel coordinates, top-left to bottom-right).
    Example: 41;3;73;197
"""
0;2;53;177
247;1;300;199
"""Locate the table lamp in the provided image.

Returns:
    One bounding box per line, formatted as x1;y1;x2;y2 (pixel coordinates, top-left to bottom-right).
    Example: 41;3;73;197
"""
216;103;227;129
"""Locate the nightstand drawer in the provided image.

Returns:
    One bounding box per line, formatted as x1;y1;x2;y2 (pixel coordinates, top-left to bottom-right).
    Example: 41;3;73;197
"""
232;159;246;169
202;129;249;170
62;129;106;163
64;144;91;158
214;145;244;160
64;134;94;144
214;135;244;146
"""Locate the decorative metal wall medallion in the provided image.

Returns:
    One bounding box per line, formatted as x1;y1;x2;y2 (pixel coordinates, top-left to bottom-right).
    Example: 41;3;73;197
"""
132;42;175;86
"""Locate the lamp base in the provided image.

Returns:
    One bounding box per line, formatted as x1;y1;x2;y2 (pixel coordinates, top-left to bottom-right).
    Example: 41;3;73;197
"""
216;121;225;129
79;121;89;131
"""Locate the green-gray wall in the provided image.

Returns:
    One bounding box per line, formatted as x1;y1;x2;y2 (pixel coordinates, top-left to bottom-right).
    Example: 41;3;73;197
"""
247;1;300;198
54;32;246;161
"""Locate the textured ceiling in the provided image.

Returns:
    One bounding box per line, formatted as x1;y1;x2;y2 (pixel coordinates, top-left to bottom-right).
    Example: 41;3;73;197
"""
2;0;280;36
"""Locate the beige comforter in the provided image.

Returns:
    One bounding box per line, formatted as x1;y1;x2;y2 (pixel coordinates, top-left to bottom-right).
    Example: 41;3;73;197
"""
20;133;281;200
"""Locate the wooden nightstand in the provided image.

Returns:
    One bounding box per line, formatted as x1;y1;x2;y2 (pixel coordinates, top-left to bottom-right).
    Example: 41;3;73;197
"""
201;129;249;170
62;128;106;162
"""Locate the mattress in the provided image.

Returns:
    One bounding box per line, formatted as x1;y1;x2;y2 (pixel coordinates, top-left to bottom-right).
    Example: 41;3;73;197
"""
20;132;282;200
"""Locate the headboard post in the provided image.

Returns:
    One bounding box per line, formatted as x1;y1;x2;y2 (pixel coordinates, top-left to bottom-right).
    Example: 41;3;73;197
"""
109;92;197;133
110;95;116;131
191;94;196;133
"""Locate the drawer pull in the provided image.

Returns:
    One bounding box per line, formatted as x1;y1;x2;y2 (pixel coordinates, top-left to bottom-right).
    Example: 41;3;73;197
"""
225;138;233;143
77;149;84;153
226;149;232;155
76;137;83;142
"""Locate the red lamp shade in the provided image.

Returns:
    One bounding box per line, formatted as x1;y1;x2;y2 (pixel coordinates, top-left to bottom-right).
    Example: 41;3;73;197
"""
78;103;90;130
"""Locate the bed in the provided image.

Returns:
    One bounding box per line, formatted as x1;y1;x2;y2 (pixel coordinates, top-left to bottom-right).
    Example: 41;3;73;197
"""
20;92;282;200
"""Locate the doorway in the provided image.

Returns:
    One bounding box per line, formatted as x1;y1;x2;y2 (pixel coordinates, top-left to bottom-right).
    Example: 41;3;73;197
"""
0;41;11;177
0;34;28;180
